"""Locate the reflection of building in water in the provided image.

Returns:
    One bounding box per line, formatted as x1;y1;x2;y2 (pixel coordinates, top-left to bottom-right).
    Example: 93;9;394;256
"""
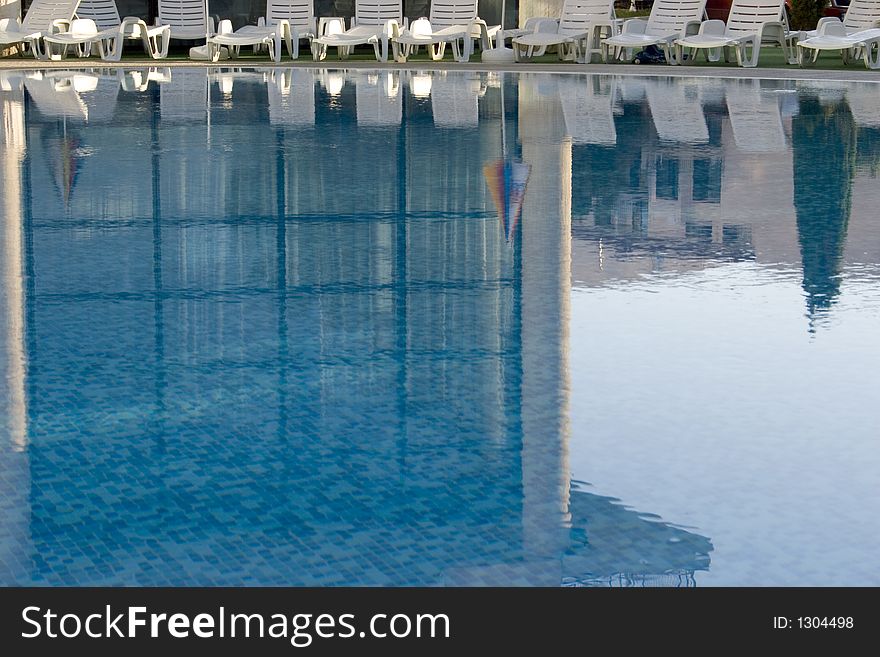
567;75;880;329
0;72;31;583
2;69;712;585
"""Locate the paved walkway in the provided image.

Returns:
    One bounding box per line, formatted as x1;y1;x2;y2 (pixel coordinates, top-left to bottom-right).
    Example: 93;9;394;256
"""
1;57;879;82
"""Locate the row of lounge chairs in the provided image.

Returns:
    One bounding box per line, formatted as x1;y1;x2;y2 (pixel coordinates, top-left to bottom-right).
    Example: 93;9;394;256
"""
2;0;880;68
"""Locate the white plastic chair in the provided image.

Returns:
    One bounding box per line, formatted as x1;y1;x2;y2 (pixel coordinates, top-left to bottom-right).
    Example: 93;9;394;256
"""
799;0;880;38
157;0;213;40
601;0;706;64
512;0;617;63
796;19;880;68
310;0;403;62
0;0;82;59
208;0;315;62
390;0;497;63
674;0;796;67
68;0;170;60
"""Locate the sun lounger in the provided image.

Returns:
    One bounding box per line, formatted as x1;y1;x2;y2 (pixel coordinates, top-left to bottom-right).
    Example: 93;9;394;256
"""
601;0;706;64
512;0;617;63
311;0;403;62
391;0;497;63
674;0;797;67
208;0;315;62
796;19;880;68
0;0;82;60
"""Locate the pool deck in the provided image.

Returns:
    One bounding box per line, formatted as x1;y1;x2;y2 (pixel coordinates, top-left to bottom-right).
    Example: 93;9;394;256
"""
1;56;880;82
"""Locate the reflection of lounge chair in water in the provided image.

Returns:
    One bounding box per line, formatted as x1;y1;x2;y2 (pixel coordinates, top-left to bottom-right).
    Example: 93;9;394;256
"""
844;83;880;128
355;72;402;127
644;78;708;144
559;75;617;146
429;72;482;129
159;68;207;123
24;72;118;122
267;68;316;127
726;80;786;153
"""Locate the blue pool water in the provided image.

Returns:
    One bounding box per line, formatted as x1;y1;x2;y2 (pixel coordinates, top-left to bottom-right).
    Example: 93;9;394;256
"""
0;68;878;586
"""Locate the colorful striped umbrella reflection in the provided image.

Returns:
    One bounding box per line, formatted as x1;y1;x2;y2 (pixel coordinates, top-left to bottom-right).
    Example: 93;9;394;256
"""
483;158;530;242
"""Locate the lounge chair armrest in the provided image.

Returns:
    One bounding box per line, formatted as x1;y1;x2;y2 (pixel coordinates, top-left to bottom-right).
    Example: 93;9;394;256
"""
621;19;648;36
757;21;786;40
697;19;726;37
258;17;267;28
684;20;703;37
216;19;233;35
274;18;290;38
533;18;559;34
318;17;346;36
51;19;71;33
382;19;400;38
522;16;557;32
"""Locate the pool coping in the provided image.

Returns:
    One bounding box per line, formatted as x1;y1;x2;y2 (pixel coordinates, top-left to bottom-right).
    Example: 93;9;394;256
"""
2;58;880;83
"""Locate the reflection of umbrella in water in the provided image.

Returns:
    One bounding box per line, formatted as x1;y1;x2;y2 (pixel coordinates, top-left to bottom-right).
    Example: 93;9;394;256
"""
51;117;81;208
791;95;855;329
483;73;530;242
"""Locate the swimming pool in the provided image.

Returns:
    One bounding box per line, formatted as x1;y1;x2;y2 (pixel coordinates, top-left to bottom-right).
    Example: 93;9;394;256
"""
0;68;877;586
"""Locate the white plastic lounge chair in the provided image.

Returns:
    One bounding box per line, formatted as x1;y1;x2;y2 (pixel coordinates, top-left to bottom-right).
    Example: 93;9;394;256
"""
355;72;402;126
512;0;617;63
644;78;708;143
429;72;482;128
0;0;81;60
390;0;497;63
725;80;786;152
157;0;213;40
674;0;796;67
267;68;316;127
558;75;618;146
67;0;170;60
310;0;403;62
796;20;880;68
799;0;880;38
208;0;315;62
601;0;706;64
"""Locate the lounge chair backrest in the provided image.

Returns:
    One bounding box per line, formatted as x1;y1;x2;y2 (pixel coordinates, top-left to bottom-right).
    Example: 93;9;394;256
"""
265;0;315;29
75;0;121;30
558;0;615;34
724;0;785;36
428;0;477;27
158;0;209;36
354;0;402;25
843;0;880;30
645;0;707;37
22;0;82;31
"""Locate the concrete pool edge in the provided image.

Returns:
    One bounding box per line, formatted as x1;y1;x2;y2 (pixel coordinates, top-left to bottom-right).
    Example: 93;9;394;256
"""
2;58;880;83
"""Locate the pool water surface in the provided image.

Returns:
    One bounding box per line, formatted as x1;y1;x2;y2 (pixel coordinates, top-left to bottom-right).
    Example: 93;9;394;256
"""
0;68;877;586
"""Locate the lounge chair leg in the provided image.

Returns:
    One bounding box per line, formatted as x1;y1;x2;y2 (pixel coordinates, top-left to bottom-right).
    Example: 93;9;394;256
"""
864;42;880;69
